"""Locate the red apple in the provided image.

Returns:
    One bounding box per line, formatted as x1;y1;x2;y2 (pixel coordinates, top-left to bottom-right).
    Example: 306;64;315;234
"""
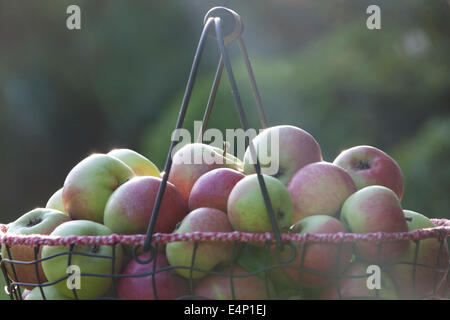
194;265;273;300
287;162;356;223
189;168;245;213
168;143;243;203
275;215;353;288
333;145;404;199
104;176;188;235
340;185;409;262
117;253;190;300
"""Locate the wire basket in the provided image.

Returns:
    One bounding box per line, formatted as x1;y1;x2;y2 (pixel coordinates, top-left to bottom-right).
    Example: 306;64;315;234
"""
0;7;449;300
0;221;449;300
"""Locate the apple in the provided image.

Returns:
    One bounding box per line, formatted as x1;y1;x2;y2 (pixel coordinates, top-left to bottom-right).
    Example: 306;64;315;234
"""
274;215;353;288
236;243;298;294
21;289;31;300
194;265;273;300
320;262;398;300
166;208;234;279
41;220;124;300
189;168;245;213
1;208;71;289
168;143;243;203
276;288;304;300
25;285;73;300
443;272;450;299
107;148;160;177
287;162;356;223
301;287;323;300
340;185;409;262
62;153;135;223
227;174;293;233
104;176;188;235
117;252;190;300
45;188;67;214
333;145;404;199
387;210;449;299
243;125;322;185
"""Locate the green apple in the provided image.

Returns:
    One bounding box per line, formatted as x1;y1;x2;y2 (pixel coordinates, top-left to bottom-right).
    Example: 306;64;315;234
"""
107;148;160;177
25;285;73;300
387;210;449;299
62;154;135;223
340;185;408;262
1;208;70;289
274;215;353;288
227;174;293;233
46;188;67;214
166;208;233;279
41;220;123;300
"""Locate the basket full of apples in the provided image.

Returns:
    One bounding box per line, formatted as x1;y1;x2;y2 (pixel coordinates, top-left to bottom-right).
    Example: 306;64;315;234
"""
1;140;449;300
0;7;449;300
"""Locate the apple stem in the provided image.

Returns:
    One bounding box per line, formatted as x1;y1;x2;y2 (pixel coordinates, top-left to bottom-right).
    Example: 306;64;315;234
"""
405;217;413;222
27;218;42;227
355;160;371;170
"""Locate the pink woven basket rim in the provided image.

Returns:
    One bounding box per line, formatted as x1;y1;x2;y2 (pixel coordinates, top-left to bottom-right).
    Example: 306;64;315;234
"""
0;218;449;247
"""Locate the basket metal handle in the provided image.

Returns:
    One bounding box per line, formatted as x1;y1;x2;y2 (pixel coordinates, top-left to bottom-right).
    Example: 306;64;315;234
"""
135;6;283;264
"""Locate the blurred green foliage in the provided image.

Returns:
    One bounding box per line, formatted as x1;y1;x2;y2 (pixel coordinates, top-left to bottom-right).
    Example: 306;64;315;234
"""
0;0;449;227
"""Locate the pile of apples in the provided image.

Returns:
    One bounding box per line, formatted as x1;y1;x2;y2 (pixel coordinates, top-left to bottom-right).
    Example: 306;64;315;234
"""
1;125;449;300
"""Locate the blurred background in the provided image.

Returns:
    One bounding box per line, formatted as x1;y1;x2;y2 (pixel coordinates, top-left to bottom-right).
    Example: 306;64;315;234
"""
0;0;449;225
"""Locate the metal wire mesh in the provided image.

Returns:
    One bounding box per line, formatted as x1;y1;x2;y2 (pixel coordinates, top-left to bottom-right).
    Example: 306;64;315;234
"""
0;223;449;300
